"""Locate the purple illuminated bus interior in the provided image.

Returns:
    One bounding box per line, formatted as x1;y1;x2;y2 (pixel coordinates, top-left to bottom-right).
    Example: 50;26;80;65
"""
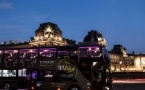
4;50;18;59
79;46;101;58
19;49;38;59
0;50;2;54
39;48;56;58
0;50;2;56
57;51;68;57
0;50;2;59
32;71;37;79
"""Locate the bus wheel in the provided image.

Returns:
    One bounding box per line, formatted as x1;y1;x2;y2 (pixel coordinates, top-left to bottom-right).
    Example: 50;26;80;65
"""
69;85;80;90
3;82;11;90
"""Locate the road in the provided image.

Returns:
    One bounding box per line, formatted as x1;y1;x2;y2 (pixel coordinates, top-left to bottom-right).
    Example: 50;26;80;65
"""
0;79;144;90
113;79;145;90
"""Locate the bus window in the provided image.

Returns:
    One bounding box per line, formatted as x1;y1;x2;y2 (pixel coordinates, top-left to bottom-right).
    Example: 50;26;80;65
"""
4;50;18;59
39;48;56;58
32;71;37;80
79;46;101;58
57;51;68;58
18;69;26;77
68;50;78;56
2;70;16;77
0;50;2;58
0;50;2;66
19;49;38;59
92;70;102;86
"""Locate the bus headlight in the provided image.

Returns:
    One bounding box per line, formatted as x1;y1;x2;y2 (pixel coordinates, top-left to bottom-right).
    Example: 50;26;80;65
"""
87;83;91;86
105;86;110;90
31;86;35;90
36;82;42;87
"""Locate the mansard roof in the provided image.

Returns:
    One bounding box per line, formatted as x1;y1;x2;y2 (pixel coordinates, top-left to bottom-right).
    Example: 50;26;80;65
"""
35;22;62;35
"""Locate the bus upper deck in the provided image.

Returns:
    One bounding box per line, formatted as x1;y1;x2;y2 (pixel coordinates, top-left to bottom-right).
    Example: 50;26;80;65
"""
0;45;110;68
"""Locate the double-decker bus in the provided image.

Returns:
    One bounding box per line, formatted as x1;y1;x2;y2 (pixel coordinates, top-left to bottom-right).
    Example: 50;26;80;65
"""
0;45;112;90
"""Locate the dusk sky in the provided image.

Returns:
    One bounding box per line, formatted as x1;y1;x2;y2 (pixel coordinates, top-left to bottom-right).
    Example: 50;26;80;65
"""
0;0;145;54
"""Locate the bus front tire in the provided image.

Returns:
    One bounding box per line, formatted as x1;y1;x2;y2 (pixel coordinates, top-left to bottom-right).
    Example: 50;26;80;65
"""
68;85;80;90
3;82;11;90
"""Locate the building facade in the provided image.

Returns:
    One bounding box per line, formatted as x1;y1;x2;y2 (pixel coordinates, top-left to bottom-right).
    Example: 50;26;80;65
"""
79;30;107;46
30;22;67;46
110;45;145;72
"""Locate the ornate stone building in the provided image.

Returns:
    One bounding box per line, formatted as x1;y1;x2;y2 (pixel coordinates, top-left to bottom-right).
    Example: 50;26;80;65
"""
30;22;68;46
109;45;134;72
110;45;145;72
79;30;107;46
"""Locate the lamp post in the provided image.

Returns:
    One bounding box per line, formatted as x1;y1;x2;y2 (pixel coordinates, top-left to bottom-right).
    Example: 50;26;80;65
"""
119;61;122;72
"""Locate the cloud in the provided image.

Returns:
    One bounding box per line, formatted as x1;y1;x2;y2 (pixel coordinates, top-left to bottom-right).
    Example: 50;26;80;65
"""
0;2;12;9
0;24;20;29
0;24;22;32
30;15;48;22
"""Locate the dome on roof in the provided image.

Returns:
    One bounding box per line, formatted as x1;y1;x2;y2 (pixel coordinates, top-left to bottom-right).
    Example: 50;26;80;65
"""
30;22;68;46
82;30;107;46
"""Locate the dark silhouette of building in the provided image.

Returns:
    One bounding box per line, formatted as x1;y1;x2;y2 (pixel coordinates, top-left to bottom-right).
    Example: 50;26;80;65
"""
79;30;107;46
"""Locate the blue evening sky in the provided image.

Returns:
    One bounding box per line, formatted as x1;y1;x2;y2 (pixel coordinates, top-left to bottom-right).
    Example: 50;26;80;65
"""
0;0;145;54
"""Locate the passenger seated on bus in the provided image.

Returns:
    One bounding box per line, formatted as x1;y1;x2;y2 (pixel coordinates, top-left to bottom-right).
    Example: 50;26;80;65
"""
25;54;31;59
8;55;13;59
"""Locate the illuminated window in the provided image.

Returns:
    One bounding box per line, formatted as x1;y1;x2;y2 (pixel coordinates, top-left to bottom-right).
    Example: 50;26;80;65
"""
0;50;2;54
39;48;56;58
4;50;18;59
79;46;101;58
19;49;38;59
2;70;16;77
0;70;2;77
18;69;26;77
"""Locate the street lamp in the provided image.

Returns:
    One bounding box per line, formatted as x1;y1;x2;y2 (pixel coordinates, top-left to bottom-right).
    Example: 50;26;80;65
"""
119;61;122;72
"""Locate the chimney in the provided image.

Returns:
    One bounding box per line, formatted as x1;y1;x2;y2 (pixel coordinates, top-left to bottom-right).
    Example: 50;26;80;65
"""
132;51;135;55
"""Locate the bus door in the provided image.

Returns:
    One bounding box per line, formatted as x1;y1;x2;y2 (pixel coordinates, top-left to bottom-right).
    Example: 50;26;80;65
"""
91;70;103;90
25;69;39;90
31;70;38;80
91;62;104;90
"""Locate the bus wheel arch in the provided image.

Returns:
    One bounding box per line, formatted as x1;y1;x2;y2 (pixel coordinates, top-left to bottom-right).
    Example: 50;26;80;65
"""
68;84;81;90
3;82;12;89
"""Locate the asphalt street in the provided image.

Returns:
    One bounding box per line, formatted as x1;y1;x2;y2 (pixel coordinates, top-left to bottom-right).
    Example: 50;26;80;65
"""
113;79;145;90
